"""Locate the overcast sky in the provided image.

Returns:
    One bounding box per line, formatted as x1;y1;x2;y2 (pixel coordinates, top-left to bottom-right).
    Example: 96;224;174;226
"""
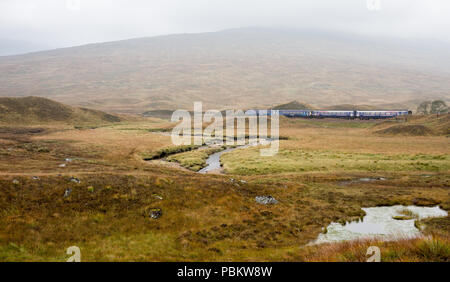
1;0;450;49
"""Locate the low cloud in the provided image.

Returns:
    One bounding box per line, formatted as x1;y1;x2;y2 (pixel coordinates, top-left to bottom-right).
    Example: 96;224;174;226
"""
0;0;449;48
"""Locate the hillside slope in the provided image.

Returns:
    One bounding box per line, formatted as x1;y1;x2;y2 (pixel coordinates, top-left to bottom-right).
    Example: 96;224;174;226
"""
372;114;450;136
1;28;450;113
0;96;120;125
272;101;313;110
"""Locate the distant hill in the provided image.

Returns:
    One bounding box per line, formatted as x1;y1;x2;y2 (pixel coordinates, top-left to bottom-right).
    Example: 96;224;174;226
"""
272;101;313;110
324;104;379;110
372;114;450;136
142;110;175;120
272;101;413;111
1;28;450;113
0;96;120;125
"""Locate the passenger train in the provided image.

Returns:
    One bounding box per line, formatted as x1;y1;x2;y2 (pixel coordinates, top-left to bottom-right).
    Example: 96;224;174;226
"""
253;109;410;119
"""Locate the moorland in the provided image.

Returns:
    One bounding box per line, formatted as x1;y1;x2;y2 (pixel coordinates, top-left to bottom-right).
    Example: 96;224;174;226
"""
0;97;449;262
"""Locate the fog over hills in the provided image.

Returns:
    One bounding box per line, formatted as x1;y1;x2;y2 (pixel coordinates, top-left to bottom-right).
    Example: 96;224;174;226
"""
0;39;52;57
0;28;449;113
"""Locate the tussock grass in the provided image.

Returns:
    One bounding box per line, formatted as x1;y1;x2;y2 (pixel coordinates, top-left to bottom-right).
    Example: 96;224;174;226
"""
0;117;448;261
297;236;450;262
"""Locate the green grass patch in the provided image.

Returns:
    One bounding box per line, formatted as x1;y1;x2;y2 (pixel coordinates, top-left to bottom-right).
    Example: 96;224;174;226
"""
221;148;450;175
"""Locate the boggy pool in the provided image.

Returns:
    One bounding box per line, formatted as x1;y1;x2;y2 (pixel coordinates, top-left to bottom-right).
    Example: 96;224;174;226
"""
314;205;447;244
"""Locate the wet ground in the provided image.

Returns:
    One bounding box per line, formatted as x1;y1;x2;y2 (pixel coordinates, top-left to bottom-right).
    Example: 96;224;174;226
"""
314;205;448;244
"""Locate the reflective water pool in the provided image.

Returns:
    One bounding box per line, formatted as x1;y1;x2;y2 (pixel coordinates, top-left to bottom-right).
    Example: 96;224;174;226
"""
314;205;448;244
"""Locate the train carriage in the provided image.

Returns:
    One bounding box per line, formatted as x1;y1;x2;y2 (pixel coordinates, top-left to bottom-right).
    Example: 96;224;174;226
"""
252;109;410;119
312;110;354;118
356;110;409;119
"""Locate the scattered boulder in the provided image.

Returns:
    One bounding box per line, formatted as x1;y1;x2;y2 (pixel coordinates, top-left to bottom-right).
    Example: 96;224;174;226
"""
59;164;66;168
255;196;278;205
32;176;40;180
12;179;19;185
152;194;163;200
65;158;73;162
145;208;162;219
69;177;80;184
63;188;72;198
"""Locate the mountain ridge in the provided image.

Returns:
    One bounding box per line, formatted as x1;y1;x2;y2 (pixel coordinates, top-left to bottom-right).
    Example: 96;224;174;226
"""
1;28;449;113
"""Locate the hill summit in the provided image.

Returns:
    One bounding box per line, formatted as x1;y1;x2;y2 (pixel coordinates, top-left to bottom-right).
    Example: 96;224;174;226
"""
0;96;120;125
272;101;313;110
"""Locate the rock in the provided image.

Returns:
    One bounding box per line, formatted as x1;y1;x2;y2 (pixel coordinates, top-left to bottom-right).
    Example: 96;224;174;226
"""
32;176;40;180
146;208;162;219
59;164;66;168
69;177;80;184
240;180;247;184
12;179;19;185
359;178;372;182
255;196;278;205
152;194;163;200
64;188;72;198
65;158;73;162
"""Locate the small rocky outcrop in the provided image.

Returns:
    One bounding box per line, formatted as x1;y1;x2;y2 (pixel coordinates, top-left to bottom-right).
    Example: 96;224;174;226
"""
255;196;278;205
145;208;162;219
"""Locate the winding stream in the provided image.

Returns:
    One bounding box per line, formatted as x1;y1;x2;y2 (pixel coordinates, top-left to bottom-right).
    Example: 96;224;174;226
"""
198;148;236;173
198;139;273;174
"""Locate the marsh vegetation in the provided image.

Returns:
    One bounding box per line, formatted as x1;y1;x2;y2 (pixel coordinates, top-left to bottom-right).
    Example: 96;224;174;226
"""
0;113;449;261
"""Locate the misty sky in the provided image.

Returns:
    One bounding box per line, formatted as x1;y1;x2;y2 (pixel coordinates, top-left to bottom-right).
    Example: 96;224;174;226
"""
1;0;450;49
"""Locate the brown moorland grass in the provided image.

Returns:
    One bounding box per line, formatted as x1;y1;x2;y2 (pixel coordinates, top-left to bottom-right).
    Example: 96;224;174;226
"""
0;117;448;261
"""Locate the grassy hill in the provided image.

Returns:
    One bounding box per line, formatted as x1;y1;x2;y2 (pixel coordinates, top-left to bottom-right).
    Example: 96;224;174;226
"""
1;28;449;113
272;101;313;110
372;114;450;136
324;104;380;110
0;96;120;125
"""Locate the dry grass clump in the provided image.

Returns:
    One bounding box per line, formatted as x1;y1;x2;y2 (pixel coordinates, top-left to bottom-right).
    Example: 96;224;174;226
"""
298;236;450;262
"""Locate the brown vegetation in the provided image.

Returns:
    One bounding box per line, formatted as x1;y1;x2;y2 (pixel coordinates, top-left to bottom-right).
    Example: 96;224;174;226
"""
0;106;448;261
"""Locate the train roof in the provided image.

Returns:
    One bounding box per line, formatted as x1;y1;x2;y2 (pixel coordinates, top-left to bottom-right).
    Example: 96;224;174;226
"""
269;109;409;112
